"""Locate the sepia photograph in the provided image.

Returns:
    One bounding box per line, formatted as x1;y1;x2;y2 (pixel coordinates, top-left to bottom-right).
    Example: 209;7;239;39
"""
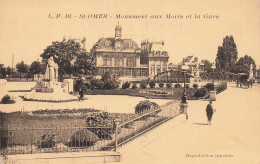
0;0;260;163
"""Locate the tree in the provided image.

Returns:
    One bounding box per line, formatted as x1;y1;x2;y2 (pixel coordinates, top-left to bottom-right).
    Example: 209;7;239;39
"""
216;35;238;72
72;52;95;76
0;64;6;78
201;59;213;73
41;39;94;80
232;55;256;75
29;61;43;80
6;66;12;79
16;61;29;80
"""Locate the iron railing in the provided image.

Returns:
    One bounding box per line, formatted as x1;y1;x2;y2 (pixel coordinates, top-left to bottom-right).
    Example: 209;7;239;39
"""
115;100;180;150
0;100;181;155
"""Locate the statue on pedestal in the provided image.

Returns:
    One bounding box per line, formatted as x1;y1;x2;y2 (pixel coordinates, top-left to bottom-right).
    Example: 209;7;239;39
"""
43;56;59;82
32;56;59;92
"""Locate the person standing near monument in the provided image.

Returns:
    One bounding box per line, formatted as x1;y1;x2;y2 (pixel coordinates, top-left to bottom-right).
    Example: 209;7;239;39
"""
206;100;216;125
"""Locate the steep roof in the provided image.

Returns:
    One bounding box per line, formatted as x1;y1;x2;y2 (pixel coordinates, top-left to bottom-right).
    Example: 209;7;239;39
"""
183;56;193;62
94;37;140;52
150;42;165;52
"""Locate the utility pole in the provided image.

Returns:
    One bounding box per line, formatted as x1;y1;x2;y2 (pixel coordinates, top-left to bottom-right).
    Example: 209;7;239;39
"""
12;54;14;77
12;54;14;70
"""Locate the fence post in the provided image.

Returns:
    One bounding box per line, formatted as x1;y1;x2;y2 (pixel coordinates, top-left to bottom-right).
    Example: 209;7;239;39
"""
114;121;118;152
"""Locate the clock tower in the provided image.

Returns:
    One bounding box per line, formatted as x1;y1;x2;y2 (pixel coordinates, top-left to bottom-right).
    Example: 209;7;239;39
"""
115;23;122;39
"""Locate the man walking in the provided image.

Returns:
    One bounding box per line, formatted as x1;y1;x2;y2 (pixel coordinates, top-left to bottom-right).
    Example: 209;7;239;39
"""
206;100;216;125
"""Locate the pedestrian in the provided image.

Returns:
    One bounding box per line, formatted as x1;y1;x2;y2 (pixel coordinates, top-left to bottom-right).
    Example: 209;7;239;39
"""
78;87;84;101
206;100;216;125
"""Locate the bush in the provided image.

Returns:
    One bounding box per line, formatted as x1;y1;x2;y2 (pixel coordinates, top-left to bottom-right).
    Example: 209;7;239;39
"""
90;78;104;90
215;82;227;93
103;80;120;89
149;80;156;88
74;79;87;92
140;80;147;89
101;72;120;89
132;83;137;89
86;112;117;139
193;83;198;89
166;83;172;88
194;88;207;97
74;79;82;92
174;83;181;88
1;95;15;104
159;82;164;88
122;82;130;89
205;83;214;91
135;100;159;114
85;81;94;90
40;133;56;148
67;129;99;147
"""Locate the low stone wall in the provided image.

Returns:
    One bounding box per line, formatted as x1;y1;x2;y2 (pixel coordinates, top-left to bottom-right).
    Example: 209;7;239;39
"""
1;151;120;164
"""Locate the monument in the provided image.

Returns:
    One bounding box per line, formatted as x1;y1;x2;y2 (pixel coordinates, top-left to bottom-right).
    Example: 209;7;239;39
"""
32;57;59;93
194;63;200;82
249;64;254;79
44;57;59;82
23;57;78;102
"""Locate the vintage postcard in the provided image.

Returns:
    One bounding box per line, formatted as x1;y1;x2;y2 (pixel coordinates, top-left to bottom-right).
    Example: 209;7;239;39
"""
0;0;260;163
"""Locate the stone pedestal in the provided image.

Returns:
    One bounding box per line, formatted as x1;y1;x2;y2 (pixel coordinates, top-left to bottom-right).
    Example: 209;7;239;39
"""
210;90;217;101
63;79;74;93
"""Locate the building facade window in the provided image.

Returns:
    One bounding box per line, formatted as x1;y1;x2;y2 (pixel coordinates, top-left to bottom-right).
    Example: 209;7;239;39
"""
114;58;124;66
126;68;134;76
114;68;121;76
105;41;110;47
103;57;112;66
141;68;148;76
162;66;167;72
126;57;136;67
157;68;161;74
150;64;155;75
102;67;112;74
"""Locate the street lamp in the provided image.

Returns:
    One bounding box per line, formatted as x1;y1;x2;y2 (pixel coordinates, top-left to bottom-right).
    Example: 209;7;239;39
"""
181;64;189;103
212;62;216;85
180;64;189;119
210;61;217;101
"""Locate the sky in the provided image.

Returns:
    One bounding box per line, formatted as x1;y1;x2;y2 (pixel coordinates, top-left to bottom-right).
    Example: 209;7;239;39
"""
0;0;260;68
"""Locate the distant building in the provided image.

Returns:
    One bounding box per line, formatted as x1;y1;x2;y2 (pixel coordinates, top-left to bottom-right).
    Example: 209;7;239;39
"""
64;36;87;49
168;63;179;70
91;23;169;78
140;40;169;77
256;66;260;83
178;56;205;75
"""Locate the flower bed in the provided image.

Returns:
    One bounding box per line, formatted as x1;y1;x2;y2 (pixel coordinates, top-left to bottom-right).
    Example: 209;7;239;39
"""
32;108;100;117
86;88;197;100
